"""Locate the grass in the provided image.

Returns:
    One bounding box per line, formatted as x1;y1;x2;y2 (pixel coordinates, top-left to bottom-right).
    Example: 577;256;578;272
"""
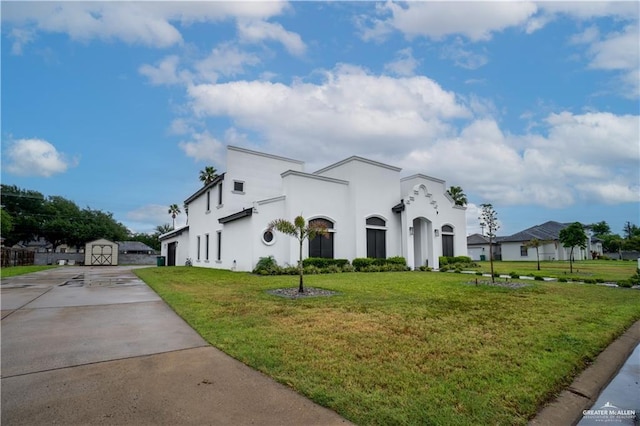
135;267;640;425
0;265;58;278
469;260;637;282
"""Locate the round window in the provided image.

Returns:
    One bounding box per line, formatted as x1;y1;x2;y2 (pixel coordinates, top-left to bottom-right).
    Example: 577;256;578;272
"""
262;229;275;245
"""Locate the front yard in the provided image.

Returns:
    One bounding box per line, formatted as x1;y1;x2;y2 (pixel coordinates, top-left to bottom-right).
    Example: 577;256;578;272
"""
135;267;640;425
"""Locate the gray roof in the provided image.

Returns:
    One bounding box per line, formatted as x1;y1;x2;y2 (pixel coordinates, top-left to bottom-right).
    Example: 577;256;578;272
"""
500;221;569;243
117;241;155;252
467;233;490;245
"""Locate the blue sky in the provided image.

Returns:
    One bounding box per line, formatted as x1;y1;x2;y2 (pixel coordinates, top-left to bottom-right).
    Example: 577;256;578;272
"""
2;1;638;236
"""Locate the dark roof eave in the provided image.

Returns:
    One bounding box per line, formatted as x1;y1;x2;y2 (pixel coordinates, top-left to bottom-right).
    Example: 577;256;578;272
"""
219;207;253;224
392;200;405;213
159;225;190;241
184;173;226;205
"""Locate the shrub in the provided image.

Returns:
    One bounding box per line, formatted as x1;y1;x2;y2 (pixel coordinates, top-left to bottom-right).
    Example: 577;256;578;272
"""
595;278;605;283
534;275;544;281
453;256;472;264
601;255;611;260
253;256;280;275
418;266;433;272
324;264;342;274
282;265;299;275
493;272;501;278
509;272;520;279
342;264;355;273
303;258;350;268
352;258;374;271
558;278;568;283
475;271;483;276
386;256;407;266
617;280;632;288
362;264;382;272
303;265;321;275
439;256;449;266
440;266;449;272
584;278;596;284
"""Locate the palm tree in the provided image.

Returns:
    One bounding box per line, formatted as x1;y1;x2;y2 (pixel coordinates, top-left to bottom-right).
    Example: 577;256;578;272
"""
168;204;181;229
524;238;552;271
155;223;173;235
267;216;328;293
447;186;467;206
199;166;218;185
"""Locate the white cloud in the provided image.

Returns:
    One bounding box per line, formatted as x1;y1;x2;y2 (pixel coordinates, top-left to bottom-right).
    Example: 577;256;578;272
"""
126;203;186;233
187;64;469;163
384;48;419;76
236;19;306;56
2;1;290;51
139;55;186;86
178;132;225;164
195;43;261;83
362;2;538;42
403;111;639;208
441;38;488;69
4;138;77;177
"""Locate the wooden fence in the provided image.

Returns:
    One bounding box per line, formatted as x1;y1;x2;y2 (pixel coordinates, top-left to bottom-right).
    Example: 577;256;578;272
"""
1;248;35;267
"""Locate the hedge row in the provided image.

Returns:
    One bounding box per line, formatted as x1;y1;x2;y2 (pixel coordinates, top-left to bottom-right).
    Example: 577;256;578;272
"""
253;256;408;275
439;256;473;265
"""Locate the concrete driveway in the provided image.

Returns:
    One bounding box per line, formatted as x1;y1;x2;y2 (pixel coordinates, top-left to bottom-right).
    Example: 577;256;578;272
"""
1;266;350;425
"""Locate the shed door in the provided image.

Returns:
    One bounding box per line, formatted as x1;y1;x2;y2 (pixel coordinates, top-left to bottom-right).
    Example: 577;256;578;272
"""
91;244;113;265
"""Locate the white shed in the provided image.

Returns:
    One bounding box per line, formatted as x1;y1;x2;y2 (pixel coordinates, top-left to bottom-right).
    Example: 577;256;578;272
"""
84;238;119;266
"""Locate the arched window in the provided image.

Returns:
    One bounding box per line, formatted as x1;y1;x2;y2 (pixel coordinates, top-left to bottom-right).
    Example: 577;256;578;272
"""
309;218;334;258
441;225;454;257
366;216;386;259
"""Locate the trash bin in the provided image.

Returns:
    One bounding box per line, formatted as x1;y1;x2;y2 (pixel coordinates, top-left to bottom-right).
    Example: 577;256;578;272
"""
156;256;165;267
480;255;486;261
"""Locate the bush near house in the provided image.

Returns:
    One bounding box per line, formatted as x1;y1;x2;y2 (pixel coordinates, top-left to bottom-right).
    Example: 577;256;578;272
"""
302;258;350;269
352;257;407;271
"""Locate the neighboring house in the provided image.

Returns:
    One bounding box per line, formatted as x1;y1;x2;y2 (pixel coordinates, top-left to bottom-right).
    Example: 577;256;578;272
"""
117;241;156;254
499;221;602;262
160;145;467;271
466;233;503;261
12;238;81;253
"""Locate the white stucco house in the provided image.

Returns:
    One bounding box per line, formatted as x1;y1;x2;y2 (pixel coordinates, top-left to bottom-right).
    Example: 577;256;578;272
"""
499;221;603;262
160;145;467;271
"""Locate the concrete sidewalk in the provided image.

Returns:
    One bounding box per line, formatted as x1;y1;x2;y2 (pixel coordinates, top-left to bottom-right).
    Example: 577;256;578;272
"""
1;266;351;425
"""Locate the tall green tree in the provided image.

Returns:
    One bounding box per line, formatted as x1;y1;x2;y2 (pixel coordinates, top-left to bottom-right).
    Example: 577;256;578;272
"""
559;222;587;274
267;216;328;293
1;208;14;239
478;204;499;283
589;221;611;237
168;204;181;229
40;196;82;251
199;166;218;185
447;186;468;206
0;184;46;245
623;221;640;239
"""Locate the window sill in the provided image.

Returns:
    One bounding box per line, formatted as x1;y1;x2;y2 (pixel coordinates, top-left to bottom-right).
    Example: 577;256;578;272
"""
216;204;224;209
215;260;222;264
232;191;245;195
205;210;211;215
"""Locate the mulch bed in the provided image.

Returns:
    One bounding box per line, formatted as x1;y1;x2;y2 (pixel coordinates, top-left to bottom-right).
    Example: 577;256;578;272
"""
465;279;531;289
266;287;340;299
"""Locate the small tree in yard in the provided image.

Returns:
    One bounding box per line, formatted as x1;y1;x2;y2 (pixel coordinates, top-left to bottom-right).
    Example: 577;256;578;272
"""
267;216;328;293
525;238;552;271
479;203;499;283
559;222;587;274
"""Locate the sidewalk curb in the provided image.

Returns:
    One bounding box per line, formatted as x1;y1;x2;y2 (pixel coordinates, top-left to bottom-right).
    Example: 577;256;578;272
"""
529;319;640;426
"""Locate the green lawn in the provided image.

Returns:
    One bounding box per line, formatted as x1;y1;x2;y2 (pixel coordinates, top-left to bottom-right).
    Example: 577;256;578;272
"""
469;260;637;282
135;267;640;425
0;265;58;278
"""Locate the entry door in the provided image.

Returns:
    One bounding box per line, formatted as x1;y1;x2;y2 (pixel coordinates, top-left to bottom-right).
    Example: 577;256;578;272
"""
167;242;177;266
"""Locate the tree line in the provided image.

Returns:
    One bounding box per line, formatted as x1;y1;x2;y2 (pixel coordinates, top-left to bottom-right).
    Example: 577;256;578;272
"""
0;184;164;252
